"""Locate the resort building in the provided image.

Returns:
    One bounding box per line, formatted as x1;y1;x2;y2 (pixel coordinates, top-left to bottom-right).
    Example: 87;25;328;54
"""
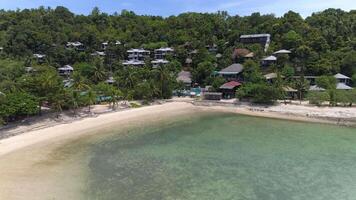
218;64;244;81
122;60;145;67
334;73;351;85
66;42;85;51
336;83;353;90
151;59;169;68
58;65;74;76
154;47;174;60
123;48;150;67
127;49;150;61
261;55;277;67
240;34;271;52
219;81;242;99
151;47;173;67
177;71;192;88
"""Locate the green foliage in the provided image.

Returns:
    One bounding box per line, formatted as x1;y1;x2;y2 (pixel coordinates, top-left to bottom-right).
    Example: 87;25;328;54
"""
0;92;39;121
242;60;264;83
352;74;356;87
237;82;283;104
316;76;337;90
0;7;356;122
192;61;215;85
307;92;330;105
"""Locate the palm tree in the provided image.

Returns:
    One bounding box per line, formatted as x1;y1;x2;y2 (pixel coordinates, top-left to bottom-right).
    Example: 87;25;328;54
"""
152;65;171;98
70;90;80;115
109;87;123;110
72;72;90;91
86;89;96;112
294;76;309;104
91;65;106;84
52;94;65;118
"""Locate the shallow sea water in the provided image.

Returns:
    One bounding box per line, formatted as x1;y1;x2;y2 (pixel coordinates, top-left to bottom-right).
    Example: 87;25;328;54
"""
82;113;356;200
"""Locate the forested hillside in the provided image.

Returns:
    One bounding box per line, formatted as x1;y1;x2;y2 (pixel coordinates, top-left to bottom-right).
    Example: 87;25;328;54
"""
0;7;356;123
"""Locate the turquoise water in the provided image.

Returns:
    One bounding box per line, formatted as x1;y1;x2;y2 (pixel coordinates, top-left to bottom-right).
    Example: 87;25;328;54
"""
85;113;356;200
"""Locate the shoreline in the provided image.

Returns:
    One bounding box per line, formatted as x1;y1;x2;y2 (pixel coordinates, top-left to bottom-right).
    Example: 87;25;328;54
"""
0;101;356;199
1;100;356;155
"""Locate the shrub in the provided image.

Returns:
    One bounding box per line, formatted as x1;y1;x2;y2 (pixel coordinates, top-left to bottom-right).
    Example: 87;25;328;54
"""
307;91;330;106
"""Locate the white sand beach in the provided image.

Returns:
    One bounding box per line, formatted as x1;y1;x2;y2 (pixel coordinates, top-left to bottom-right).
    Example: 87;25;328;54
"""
0;102;197;199
1;101;356;199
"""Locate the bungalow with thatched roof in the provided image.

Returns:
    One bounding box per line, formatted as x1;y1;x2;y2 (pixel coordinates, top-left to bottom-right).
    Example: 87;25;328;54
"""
177;71;192;88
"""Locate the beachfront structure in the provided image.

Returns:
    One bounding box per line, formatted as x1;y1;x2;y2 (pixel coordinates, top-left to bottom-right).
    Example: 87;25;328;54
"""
261;55;277;67
122;60;145;67
151;59;169;68
91;51;106;57
334;73;351;85
154;47;174;59
240;34;271;52
127;49;150;61
218;64;244;81
66;42;85;51
283;86;298;100
219;81;242;99
177;71;192;88
58;65;74;76
273;49;291;55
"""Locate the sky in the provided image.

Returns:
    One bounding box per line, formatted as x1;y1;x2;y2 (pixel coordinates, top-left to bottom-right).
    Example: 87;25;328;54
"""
0;0;355;17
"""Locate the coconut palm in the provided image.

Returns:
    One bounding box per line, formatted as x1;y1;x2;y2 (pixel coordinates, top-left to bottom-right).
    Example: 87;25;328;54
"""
86;89;97;112
72;72;90;91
